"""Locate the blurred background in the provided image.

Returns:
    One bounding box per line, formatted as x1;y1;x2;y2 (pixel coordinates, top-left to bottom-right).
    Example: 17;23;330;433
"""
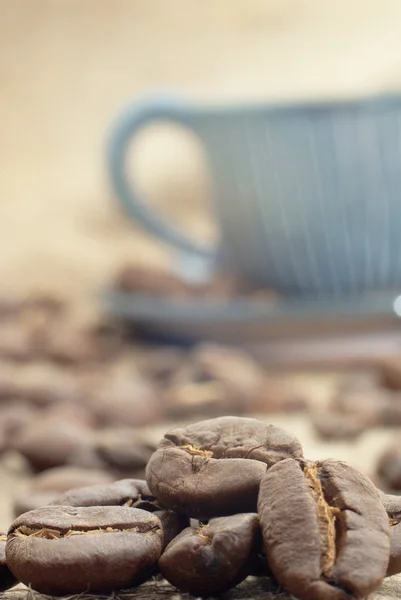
0;2;401;586
4;0;401;300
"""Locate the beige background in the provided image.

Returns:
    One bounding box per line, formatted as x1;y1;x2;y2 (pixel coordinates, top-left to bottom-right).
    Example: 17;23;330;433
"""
2;0;401;304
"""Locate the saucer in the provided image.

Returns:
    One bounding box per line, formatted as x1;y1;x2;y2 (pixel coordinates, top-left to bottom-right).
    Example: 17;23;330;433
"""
102;288;401;362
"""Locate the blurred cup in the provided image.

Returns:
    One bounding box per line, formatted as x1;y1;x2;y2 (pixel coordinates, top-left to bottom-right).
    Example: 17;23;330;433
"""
108;93;401;296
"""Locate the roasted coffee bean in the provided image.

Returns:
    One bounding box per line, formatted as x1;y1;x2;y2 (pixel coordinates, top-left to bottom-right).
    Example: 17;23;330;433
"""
154;510;188;549
12;419;93;471
95;433;156;474
158;513;261;597
379;492;401;576
52;479;187;550
0;368;21;400
258;458;389;600
311;412;365;441
375;443;401;492
32;466;114;492
0;534;17;591
6;505;163;595
0;401;37;440
166;345;266;417
0;324;34;362
146;416;303;518
66;430;156;477
13;491;60;518
88;378;162;428
52;479;158;511
138;347;185;384
42;324;108;365
114;264;192;297
336;371;381;394
381;358;401;390
18;369;84;408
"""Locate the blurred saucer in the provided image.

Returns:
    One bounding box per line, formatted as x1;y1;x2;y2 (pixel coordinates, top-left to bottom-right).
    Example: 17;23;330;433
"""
102;288;401;359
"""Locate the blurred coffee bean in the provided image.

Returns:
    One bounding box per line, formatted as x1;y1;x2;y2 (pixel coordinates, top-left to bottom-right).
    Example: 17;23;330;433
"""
329;389;397;427
20;294;65;317
166;344;266;417
311;411;365;441
42;401;97;429
165;380;234;418
32;466;114;492
42;324;109;365
0;402;38;455
95;431;156;475
66;443;109;471
11;419;93;471
336;370;381;394
115;264;192;297
375;442;401;492
0;367;21;400
0;401;37;438
18;368;84;408
381;358;401;390
88;377;162;428
0;534;17;590
185;344;266;395
66;429;156;478
0;324;33;362
136;347;185;384
255;378;308;413
13;490;61;518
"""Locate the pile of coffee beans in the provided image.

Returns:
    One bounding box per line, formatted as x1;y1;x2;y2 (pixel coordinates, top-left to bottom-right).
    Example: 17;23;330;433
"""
1;417;400;598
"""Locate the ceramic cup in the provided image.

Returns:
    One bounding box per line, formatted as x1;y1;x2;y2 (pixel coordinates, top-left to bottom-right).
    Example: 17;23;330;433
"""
107;93;401;296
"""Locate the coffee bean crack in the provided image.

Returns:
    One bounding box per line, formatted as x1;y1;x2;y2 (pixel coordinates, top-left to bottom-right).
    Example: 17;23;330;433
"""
14;523;160;539
304;462;340;576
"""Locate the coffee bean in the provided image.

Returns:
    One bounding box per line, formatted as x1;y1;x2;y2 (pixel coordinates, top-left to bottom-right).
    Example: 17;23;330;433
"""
13;491;61;518
89;377;162;428
375;443;401;492
381;358;401;390
32;466;114;492
0;534;17;591
311;412;365;441
137;347;185;384
0;401;37;440
42;325;107;365
12;419;93;471
329;389;393;428
0;324;33;362
95;431;156;474
0;367;21;400
114;264;192;297
52;479;158;511
158;513;261;596
258;458;389;600
154;510;188;549
18;369;84;408
336;371;381;395
6;505;163;595
146;416;303;518
51;480;187;549
66;430;156;477
379;492;401;576
166;345;266;417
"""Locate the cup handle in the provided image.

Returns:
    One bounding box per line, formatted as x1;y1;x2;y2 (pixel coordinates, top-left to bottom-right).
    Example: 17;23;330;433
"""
107;95;214;259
